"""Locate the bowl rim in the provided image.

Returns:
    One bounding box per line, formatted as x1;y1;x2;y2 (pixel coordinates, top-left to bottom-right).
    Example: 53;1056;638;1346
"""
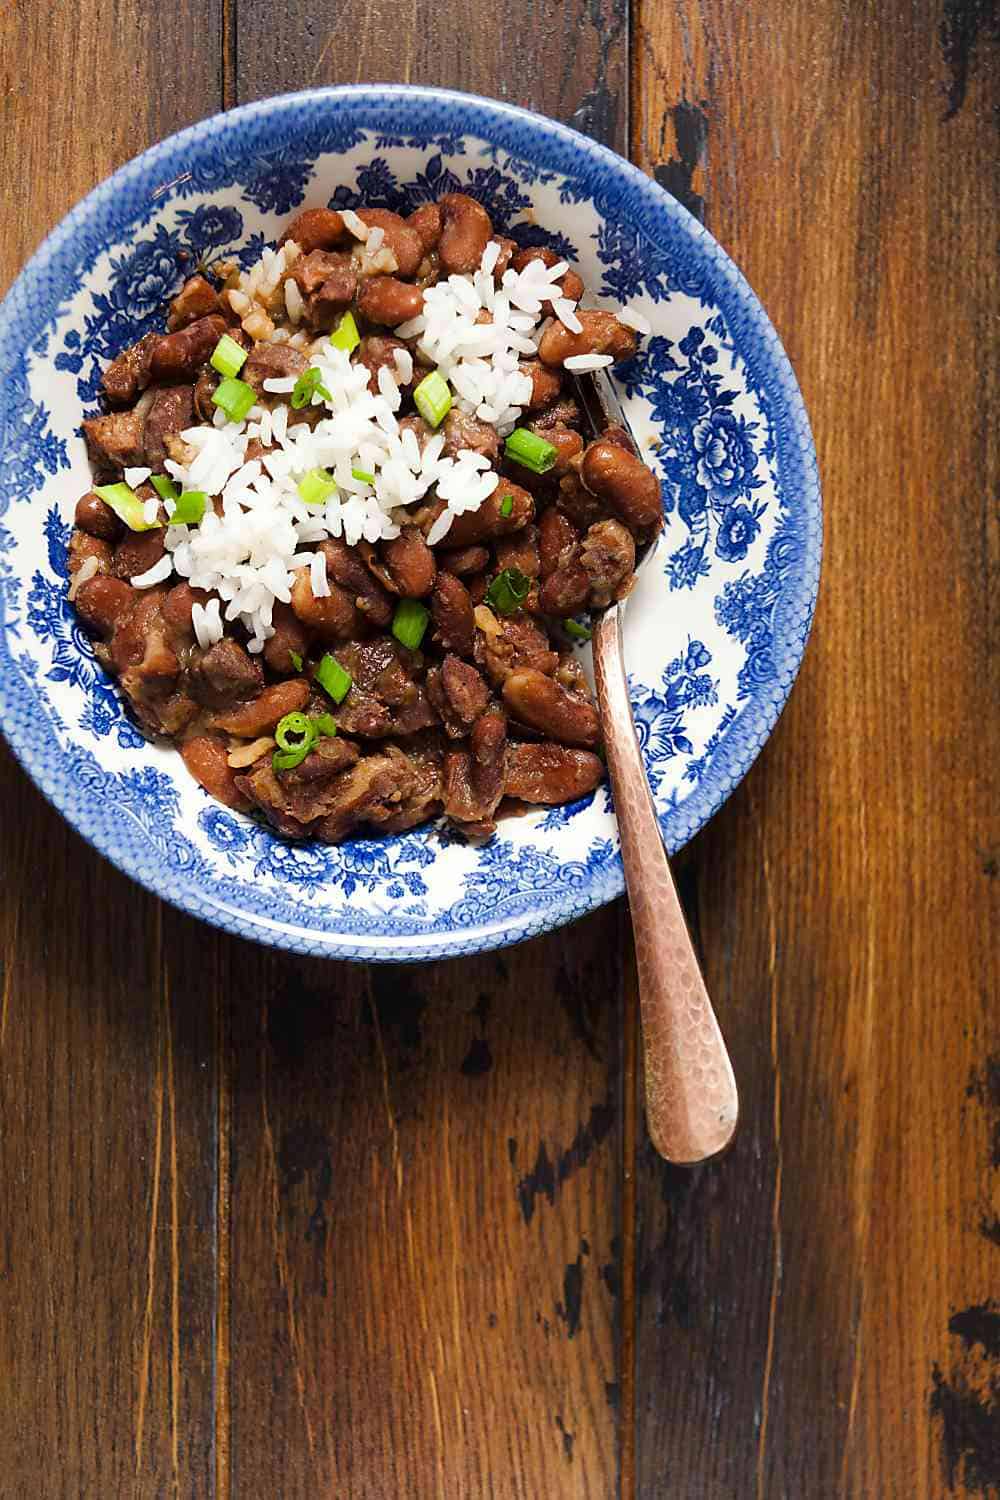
0;83;822;961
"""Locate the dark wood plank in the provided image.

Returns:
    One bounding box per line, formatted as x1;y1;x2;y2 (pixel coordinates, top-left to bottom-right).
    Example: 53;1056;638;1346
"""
0;3;223;1494
631;3;999;1496
227;7;631;1494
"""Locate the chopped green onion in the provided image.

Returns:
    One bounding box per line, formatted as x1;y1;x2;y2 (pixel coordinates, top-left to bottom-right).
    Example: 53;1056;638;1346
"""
274;711;317;755
351;467;375;485
210;333;248;378
291;367;332;410
485;567;531;616
315;653;353;704
311;712;338;738
413;370;452;429
564;618;593;642
297;467;337;508
150;474;180;502
500;494;514;517
392;598;431;650
93;482;161;532
272;745;311;772
212;375;256;424
329;311;360;354
169;490;207;525
289;650;303;673
504;427;558;475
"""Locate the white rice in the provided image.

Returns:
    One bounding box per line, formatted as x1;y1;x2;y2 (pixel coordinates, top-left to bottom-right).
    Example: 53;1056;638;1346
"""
128;231;642;651
618;306;652;335
124;465;151;489
563;353;615;372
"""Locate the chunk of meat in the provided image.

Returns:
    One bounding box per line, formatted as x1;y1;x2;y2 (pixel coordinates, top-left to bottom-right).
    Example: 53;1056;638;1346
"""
188;638;263;709
320;539;394;626
291;250;358;327
210;679;310;736
441;408;499;463
502;668;600;748
148;315;228;382
194;365;220;422
380;528;436;598
473;606;559;685
74;491;123;542
111;593;196;737
357;210;425;278
112;523;166;582
580;439;663;532
181;735;250;811
431;571;476;656
444;483;534;546
538;311;638;367
312;748;419;842
377;733;445;833
357;336;412;396
235;735;363;838
241;341;308;394
532;396;582;432
329;637;438;739
263;602;311;675
505;743;604;804
437;194;493;275
167;275;221;331
102;333;159;405
83;410;146;472
142;384;195;468
426;655;491;738
580;518;636;607
357;276;424;327
280;207;347;253
556;472;609;531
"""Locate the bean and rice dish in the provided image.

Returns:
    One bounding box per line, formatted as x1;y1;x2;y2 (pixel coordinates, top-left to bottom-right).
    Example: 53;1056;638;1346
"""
68;192;662;842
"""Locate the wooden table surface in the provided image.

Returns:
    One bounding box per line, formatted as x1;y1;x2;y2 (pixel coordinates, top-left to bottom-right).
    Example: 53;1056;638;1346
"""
1;2;997;1495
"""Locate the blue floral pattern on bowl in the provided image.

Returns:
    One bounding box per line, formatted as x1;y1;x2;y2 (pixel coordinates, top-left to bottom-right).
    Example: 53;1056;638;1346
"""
0;86;821;961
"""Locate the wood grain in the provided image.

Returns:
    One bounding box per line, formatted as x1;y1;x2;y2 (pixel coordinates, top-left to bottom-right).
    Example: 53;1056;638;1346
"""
631;2;999;1496
0;2;223;1494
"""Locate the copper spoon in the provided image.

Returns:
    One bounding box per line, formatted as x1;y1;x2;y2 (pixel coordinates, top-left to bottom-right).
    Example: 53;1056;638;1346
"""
574;372;739;1165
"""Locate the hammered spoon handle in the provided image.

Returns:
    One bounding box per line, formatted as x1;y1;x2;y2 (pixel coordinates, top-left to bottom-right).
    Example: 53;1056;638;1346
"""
592;603;739;1164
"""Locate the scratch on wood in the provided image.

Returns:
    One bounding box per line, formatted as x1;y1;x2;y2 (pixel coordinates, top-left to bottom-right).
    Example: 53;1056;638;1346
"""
754;791;783;1500
368;984;404;1197
840;798;877;1497
261;995;316;1458
135;917;166;1476
0;901;16;1052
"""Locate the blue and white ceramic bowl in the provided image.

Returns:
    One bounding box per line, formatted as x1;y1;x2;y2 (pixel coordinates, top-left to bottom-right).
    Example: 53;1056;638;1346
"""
0;86;821;961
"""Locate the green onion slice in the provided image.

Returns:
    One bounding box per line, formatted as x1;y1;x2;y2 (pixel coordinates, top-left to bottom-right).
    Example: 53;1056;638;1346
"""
212;375;257;424
289;650;304;673
564;617;593;642
329;311;360;354
311;712;339;738
150;474;180;502
500;494;514;517
272;745;310;772
504;427;558;475
297;468;337;508
274;711;318;755
351;467;375;485
210;333;248;378
413;370;452;429
391;598;431;650
485;567;531;616
291;367;332;410
315;653;353;704
169;490;207;525
93;482;161;532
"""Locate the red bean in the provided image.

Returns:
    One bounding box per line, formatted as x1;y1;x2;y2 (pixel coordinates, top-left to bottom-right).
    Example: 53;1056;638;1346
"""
281;207;347;252
73;575;135;637
357;277;424;328
406;204;442;253
357;209;424;277
438;193;493;274
580;440;663;530
181;736;251;811
211;680;310;736
502;668;600;747
538;311;638;367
